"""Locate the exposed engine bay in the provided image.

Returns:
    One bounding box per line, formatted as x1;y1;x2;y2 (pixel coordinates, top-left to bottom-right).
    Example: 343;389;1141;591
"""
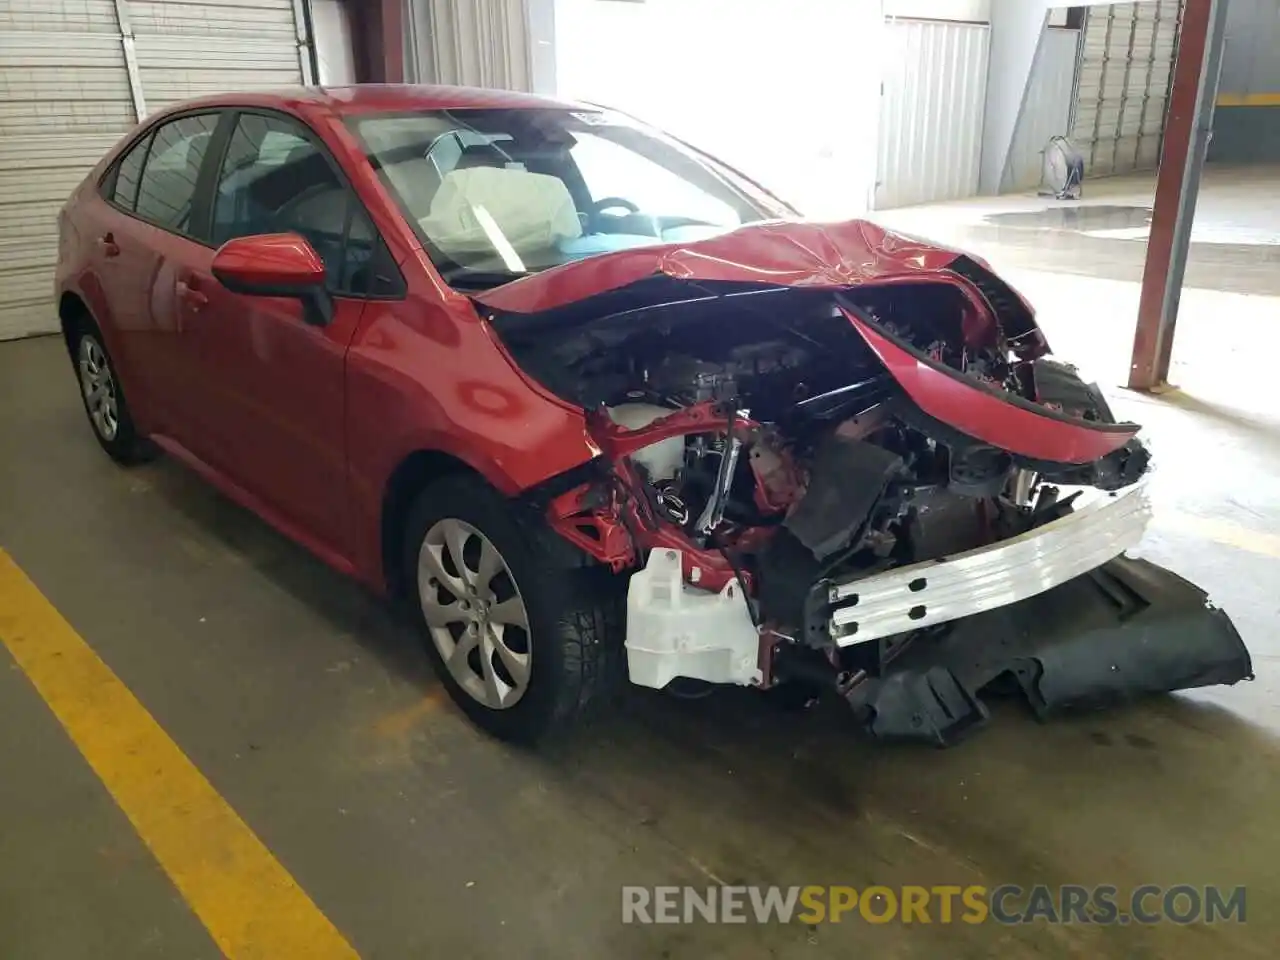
505;280;1147;595
485;249;1251;745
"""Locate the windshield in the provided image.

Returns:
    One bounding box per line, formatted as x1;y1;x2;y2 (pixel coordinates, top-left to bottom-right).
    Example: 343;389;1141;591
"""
348;107;790;290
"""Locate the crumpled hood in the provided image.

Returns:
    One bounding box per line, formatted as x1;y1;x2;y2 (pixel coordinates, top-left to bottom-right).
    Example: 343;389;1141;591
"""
472;218;972;314
479;216;1132;471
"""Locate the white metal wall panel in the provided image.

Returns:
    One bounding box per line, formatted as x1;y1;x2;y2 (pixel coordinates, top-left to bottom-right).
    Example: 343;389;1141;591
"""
0;0;135;339
875;19;989;210
1005;27;1080;191
1070;0;1183;177
131;0;305;113
311;0;356;86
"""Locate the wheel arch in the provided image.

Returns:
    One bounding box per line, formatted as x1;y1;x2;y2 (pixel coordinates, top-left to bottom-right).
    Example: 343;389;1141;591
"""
379;448;484;599
58;291;94;358
377;445;602;599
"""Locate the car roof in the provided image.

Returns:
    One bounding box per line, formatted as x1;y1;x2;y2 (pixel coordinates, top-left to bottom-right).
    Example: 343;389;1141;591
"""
163;83;589;117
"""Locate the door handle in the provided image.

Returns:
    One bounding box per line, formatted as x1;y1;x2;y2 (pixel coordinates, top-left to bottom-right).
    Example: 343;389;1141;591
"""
97;233;120;257
176;279;209;309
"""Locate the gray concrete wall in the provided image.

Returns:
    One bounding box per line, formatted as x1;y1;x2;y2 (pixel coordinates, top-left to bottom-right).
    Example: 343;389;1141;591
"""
1210;0;1280;162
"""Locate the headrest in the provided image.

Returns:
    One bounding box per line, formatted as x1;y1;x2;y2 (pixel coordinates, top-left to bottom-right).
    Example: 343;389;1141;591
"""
455;143;510;169
283;142;314;168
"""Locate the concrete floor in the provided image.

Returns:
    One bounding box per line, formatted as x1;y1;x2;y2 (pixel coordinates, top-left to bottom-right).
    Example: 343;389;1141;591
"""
3;171;1280;957
876;163;1280;297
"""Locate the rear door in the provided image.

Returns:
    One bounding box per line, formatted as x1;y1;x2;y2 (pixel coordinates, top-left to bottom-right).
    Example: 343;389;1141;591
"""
93;112;224;437
173;109;404;561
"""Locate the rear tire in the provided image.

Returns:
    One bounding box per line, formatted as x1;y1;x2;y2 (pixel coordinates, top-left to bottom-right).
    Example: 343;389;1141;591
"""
70;321;156;465
402;475;623;743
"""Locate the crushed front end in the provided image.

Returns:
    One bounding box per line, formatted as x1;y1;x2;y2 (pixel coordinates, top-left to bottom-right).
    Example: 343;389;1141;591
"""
479;221;1253;744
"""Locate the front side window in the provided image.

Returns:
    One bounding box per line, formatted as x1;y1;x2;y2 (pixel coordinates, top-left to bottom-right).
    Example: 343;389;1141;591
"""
134;114;219;233
349;108;790;289
212;113;399;296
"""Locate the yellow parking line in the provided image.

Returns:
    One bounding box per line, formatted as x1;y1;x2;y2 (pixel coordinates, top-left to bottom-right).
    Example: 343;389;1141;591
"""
0;550;360;960
1216;91;1280;107
1156;513;1280;561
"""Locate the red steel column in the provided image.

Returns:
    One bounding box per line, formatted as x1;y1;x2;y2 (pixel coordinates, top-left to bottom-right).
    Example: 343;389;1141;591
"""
379;0;405;83
343;0;405;84
1128;0;1213;391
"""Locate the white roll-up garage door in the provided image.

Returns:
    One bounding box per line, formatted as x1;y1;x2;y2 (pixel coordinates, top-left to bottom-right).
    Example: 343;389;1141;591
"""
1069;0;1183;178
0;1;135;341
0;0;311;340
130;0;310;112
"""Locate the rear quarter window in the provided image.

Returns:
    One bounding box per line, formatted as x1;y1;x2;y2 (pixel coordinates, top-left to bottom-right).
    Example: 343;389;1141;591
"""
106;133;152;211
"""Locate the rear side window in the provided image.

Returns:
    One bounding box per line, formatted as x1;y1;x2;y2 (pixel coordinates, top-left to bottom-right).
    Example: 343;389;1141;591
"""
134;113;219;234
109;133;151;210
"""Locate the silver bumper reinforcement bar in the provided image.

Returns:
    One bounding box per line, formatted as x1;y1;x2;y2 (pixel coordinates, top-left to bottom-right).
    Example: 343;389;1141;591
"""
828;482;1153;646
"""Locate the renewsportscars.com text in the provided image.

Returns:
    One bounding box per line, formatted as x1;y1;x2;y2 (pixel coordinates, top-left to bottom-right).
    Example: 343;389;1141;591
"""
622;884;1247;925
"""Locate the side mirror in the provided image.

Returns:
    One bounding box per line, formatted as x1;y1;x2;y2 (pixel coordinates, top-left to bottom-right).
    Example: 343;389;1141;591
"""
211;233;333;325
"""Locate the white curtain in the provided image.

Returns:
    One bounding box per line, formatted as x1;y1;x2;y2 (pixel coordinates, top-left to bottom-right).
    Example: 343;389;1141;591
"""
407;0;535;91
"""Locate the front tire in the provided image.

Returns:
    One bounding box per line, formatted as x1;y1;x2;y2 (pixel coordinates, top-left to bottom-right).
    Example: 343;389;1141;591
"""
403;476;622;743
71;324;156;465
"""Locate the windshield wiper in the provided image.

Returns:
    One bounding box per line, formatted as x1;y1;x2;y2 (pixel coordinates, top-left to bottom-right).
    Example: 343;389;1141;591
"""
439;269;529;291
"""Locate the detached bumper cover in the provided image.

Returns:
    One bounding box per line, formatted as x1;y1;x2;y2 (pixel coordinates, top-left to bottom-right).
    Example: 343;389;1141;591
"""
826;482;1152;645
843;556;1254;745
841;310;1141;465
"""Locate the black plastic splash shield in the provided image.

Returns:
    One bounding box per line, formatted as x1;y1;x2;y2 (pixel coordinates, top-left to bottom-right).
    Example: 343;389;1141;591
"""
842;556;1253;746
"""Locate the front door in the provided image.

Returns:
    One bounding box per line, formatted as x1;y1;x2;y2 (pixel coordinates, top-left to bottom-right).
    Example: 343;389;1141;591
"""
175;110;396;563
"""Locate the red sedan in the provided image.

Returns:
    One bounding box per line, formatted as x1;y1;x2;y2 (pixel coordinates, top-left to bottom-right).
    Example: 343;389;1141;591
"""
56;86;1250;745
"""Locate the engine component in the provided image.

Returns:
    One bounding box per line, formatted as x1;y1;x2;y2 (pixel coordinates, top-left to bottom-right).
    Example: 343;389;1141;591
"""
784;434;903;561
1039;436;1151;492
653;482;690;525
626;548;761;689
756;527;826;631
647;355;739;404
1032;357;1114;421
949;445;1012;498
605;403;685;480
695;413;745;534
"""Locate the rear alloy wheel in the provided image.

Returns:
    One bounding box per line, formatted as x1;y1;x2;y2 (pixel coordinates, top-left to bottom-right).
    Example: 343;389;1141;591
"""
72;328;156;465
403;476;623;743
418;518;532;710
78;335;120;442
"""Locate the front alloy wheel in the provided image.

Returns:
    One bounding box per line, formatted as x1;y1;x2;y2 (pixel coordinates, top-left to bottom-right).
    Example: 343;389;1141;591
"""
418;518;532;709
403;477;623;743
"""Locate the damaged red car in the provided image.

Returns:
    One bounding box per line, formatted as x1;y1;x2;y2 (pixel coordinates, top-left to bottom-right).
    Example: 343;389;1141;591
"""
56;86;1252;744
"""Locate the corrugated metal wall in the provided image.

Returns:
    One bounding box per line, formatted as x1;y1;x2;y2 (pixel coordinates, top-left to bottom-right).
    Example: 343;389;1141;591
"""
0;0;308;340
874;18;990;210
1070;0;1183;177
1004;26;1080;191
1209;0;1280;162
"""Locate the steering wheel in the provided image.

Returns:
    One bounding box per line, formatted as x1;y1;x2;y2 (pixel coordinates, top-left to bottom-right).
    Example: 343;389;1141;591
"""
590;196;641;217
